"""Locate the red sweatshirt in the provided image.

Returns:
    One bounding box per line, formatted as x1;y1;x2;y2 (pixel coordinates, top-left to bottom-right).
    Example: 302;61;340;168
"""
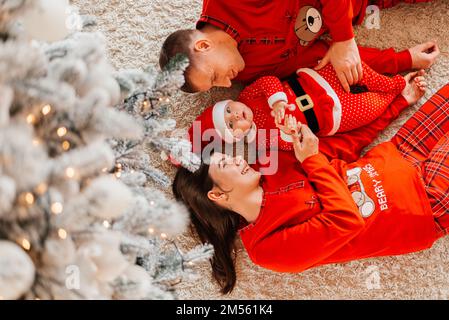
239;142;439;273
197;0;412;83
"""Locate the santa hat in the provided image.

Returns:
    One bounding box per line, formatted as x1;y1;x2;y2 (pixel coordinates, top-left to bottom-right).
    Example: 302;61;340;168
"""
188;100;257;153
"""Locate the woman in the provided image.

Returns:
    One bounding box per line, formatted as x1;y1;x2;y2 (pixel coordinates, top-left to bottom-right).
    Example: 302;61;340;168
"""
173;84;449;295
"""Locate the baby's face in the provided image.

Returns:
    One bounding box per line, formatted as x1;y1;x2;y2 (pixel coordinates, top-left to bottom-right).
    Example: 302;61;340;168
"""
224;101;254;139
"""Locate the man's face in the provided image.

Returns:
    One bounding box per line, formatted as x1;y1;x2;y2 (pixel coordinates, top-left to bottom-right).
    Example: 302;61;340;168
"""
188;41;245;92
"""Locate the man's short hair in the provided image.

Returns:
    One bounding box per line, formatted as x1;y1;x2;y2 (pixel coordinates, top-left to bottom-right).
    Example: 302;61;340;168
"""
159;29;197;93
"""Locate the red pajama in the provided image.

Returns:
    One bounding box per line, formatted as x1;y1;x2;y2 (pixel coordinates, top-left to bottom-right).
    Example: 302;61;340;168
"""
391;84;449;237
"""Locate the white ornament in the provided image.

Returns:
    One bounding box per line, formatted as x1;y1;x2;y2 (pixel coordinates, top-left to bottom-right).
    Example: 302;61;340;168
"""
0;85;13;127
0;241;35;300
85;176;133;220
42;237;76;268
21;0;71;42
78;231;129;282
0;176;16;217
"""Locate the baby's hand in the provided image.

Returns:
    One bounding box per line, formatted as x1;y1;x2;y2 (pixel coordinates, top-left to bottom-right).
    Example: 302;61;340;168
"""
276;114;301;137
271;101;289;124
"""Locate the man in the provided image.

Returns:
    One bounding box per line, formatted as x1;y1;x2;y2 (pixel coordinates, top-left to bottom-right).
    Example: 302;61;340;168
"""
159;0;437;93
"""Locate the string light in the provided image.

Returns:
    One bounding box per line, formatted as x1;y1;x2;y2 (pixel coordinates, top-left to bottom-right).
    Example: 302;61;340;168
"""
62;141;71;151
21;238;31;251
58;228;67;239
51;202;63;215
33;138;41;146
41;104;52;115
35;183;48;195
26;114;36;124
149;201;155;206
187;261;194;266
24;192;34;205
102;167;108;173
65;167;75;178
160;233;167;239
115;171;122;178
148;228;155;235
57;127;67;137
102;221;110;229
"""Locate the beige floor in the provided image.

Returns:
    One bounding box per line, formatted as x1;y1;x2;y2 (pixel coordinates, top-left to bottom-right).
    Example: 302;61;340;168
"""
72;0;449;299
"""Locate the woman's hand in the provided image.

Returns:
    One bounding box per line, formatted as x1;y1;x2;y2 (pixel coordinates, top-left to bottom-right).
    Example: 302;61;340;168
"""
292;124;319;163
315;38;362;93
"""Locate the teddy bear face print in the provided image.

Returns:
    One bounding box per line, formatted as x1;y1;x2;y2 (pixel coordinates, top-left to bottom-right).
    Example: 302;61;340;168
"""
294;5;323;47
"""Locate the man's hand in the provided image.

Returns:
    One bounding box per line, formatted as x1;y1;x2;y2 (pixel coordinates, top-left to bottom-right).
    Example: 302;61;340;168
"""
315;38;362;93
409;40;440;70
292;124;319;163
271;101;289;124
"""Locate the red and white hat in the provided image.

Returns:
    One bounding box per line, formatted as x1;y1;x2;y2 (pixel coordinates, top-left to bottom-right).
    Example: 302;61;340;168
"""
188;100;257;153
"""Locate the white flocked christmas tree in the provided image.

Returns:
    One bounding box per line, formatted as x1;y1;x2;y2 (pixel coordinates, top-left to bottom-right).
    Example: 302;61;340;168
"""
0;0;210;300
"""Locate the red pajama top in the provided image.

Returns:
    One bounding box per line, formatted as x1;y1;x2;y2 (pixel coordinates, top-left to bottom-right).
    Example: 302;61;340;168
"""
197;0;412;83
239;143;439;273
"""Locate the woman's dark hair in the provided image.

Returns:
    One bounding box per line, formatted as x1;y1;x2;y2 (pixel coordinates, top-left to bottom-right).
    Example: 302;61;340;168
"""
172;163;241;294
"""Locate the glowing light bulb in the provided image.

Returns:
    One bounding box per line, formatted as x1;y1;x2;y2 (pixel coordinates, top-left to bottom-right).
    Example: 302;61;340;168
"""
57;127;67;137
24;192;35;205
41;104;52;115
148;228;155;235
65;167;75;178
58;228;67;239
26;114;36;124
187;261;194;266
160;233;167;239
35;183;48;195
62;141;71;151
103;221;110;228
33;139;41;146
150;201;155;206
115;171;122;178
51;202;63;215
21;238;31;251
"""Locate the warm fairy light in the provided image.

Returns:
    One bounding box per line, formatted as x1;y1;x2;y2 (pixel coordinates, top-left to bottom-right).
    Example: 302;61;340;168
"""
187;261;194;266
35;183;48;195
57;127;67;137
24;192;35;205
41;104;52;115
103;221;110;228
149;201;155;206
65;167;75;178
26;114;36;124
33;138;41;146
62;141;71;151
115;171;122;178
160;233;167;239
148;228;155;234
102;167;108;173
51;202;63;215
58;228;67;239
21;238;31;251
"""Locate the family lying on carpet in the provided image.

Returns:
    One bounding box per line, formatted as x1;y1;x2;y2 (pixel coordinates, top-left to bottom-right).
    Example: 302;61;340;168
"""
160;0;448;294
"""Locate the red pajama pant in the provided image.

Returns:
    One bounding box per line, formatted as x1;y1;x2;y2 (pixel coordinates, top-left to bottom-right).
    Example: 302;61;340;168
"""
391;84;449;238
317;61;406;132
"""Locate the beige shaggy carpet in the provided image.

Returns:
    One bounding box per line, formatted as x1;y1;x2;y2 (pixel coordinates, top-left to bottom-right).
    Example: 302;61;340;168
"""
71;0;449;299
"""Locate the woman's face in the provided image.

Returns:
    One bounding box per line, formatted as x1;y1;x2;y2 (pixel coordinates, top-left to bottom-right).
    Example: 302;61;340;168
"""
208;153;261;198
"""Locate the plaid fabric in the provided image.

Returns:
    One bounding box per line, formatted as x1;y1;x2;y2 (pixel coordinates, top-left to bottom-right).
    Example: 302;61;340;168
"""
372;0;432;9
391;84;449;237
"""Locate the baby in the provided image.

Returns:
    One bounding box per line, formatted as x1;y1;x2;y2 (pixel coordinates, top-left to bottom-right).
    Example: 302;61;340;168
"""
189;62;427;152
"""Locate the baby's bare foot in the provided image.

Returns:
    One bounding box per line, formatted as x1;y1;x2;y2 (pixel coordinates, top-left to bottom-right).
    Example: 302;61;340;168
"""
402;70;427;105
